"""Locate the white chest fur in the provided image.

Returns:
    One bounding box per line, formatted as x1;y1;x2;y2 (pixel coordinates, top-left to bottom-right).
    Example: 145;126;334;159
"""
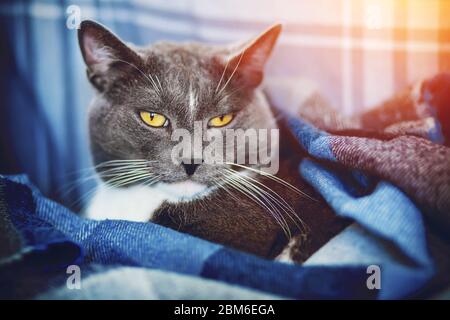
84;181;211;222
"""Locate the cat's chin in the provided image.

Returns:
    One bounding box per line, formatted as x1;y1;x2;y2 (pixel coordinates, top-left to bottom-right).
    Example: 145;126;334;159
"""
156;180;212;202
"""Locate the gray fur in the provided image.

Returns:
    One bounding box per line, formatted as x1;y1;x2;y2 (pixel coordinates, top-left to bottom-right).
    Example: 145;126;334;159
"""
80;21;275;185
78;21;345;261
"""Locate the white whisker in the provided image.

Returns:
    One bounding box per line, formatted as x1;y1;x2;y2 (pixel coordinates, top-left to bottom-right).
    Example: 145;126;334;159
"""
217;49;245;97
215;57;230;93
109;58;160;94
226;168;306;231
223;170;292;238
218;169;291;238
154;74;163;92
226;162;317;201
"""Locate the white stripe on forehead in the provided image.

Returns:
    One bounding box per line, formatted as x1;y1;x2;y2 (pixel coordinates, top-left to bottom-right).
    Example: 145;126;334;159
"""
189;85;197;114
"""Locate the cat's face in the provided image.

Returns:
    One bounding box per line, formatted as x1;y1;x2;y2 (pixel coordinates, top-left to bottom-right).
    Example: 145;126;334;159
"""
79;21;281;196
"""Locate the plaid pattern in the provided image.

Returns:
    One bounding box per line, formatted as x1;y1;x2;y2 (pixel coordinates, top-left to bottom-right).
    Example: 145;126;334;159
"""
2;80;447;298
0;175;373;299
0;0;449;206
0;0;448;301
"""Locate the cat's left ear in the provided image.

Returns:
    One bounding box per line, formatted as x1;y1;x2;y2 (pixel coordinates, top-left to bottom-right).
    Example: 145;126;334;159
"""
225;24;282;88
78;20;141;91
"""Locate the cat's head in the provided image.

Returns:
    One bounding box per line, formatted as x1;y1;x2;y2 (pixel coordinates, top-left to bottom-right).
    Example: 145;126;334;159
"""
78;20;281;199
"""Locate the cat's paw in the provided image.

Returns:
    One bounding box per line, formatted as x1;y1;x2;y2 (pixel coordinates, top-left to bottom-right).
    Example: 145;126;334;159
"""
275;233;312;264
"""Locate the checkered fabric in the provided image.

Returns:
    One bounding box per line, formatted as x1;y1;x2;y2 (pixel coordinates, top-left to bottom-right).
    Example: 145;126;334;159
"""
1;0;449;205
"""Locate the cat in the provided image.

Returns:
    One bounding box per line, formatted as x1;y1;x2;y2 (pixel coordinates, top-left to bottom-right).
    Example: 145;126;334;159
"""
78;20;346;263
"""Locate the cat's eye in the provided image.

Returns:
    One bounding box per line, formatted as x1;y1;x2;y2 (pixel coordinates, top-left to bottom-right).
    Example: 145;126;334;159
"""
208;114;234;128
139;111;168;128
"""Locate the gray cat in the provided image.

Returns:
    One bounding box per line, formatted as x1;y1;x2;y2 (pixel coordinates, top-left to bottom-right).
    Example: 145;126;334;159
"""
78;20;345;263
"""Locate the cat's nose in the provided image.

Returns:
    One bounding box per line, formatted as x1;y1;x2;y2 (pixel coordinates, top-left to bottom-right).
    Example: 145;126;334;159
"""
181;160;202;176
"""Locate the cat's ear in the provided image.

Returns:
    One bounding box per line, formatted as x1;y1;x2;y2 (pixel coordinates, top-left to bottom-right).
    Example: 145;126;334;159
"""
78;20;141;91
225;24;282;88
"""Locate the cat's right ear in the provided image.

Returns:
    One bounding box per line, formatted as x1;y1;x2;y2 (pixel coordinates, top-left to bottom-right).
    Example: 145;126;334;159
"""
78;20;140;91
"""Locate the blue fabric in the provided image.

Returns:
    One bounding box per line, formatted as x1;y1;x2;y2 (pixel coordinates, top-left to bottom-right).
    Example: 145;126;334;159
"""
0;118;438;299
0;117;437;299
0;174;374;299
39;266;283;300
287;117;435;299
0;0;438;300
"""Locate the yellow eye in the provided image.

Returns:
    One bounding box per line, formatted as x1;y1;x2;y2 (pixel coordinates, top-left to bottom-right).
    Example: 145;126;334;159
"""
208;114;234;128
139;111;168;128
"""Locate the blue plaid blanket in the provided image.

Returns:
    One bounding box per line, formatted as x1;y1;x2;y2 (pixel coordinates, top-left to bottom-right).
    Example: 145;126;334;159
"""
1;174;373;299
1;0;448;300
1;107;445;299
